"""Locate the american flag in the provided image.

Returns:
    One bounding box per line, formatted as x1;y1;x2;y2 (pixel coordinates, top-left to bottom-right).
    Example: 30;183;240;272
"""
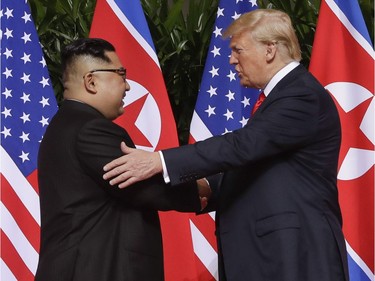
0;0;58;280
189;0;259;144
188;1;259;280
309;0;374;280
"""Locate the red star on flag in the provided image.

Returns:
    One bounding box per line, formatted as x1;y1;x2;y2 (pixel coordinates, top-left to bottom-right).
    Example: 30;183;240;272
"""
115;93;153;148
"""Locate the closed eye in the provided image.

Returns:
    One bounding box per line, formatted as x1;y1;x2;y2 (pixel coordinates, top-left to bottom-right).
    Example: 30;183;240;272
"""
232;47;244;54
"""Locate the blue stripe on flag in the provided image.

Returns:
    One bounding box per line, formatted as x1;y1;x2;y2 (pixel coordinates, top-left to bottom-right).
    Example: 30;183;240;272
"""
113;0;156;52
347;252;372;281
333;0;372;45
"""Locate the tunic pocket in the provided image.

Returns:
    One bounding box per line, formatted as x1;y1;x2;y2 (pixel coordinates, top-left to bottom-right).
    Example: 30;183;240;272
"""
255;212;300;237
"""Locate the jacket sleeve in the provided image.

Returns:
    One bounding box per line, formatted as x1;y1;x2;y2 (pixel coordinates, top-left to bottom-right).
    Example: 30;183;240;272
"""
163;81;330;186
76;118;201;212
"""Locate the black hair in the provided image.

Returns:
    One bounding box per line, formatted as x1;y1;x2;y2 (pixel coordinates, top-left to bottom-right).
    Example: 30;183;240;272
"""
61;38;116;73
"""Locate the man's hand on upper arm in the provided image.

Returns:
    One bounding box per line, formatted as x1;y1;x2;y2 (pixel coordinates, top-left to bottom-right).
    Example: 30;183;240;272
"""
103;142;163;188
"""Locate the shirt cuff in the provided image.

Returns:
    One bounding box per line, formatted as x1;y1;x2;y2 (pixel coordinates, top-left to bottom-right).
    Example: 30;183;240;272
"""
158;151;170;184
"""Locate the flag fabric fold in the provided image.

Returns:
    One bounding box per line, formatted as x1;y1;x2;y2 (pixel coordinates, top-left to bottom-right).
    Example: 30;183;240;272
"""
1;1;58;280
309;1;374;280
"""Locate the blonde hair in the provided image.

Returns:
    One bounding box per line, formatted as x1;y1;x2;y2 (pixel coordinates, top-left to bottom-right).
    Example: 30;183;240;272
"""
224;9;302;61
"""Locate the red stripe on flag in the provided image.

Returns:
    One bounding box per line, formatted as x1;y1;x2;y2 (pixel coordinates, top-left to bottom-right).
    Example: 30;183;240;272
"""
189;134;197;144
1;175;40;252
158;212;197;281
26;169;40;195
189;214;217;251
1;230;34;281
339;168;374;270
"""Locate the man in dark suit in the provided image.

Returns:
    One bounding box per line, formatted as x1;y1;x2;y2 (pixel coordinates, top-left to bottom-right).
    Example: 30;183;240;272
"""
103;9;349;281
35;38;209;281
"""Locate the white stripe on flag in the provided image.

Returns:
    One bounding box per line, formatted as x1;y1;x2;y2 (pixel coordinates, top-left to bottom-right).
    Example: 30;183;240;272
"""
1;202;39;275
208;211;216;220
190;219;218;280
190;111;214;141
1;259;18;281
0;146;40;225
326;0;375;59
345;240;375;280
106;0;160;68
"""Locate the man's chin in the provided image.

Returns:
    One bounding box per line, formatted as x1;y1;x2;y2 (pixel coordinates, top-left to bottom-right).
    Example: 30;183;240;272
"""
239;80;250;88
117;109;125;117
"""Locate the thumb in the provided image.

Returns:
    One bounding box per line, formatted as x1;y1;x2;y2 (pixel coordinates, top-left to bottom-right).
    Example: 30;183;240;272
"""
120;141;134;154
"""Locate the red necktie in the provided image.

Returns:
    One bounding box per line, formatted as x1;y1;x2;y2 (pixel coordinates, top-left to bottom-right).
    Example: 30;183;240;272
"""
251;92;266;115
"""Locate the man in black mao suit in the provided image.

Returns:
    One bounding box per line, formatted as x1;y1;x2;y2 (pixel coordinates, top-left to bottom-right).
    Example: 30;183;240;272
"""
35;38;209;281
103;9;349;281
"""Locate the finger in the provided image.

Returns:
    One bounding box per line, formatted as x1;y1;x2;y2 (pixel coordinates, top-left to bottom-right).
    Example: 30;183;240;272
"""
103;165;128;180
103;155;127;172
108;172;130;186
118;177;137;189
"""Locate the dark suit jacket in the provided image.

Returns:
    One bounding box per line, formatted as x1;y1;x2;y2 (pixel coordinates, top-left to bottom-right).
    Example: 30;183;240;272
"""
35;100;201;281
163;65;349;281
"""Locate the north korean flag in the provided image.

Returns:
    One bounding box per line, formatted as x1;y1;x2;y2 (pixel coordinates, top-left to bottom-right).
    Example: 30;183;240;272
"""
309;1;374;280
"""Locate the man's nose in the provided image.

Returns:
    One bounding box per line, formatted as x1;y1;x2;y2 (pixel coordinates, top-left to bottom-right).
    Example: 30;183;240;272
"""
125;80;130;91
229;53;238;65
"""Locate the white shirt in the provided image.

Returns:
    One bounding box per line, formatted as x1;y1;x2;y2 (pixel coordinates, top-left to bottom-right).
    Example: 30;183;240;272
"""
263;61;299;96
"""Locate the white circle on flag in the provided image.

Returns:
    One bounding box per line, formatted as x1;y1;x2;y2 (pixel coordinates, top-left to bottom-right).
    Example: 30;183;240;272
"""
123;80;161;151
325;81;374;144
325;81;375;180
325;82;372;113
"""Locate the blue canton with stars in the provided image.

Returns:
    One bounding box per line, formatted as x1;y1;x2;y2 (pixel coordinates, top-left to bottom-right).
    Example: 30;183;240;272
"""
1;0;58;176
195;0;260;136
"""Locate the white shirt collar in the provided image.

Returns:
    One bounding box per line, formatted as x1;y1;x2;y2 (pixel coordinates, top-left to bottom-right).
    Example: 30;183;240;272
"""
263;61;300;97
65;98;84;103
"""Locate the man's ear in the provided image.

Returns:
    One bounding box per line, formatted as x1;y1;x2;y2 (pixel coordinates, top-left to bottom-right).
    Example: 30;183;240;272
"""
265;41;277;62
83;73;97;94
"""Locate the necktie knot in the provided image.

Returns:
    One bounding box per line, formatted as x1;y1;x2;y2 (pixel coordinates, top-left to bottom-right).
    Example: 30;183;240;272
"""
251;92;266;115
